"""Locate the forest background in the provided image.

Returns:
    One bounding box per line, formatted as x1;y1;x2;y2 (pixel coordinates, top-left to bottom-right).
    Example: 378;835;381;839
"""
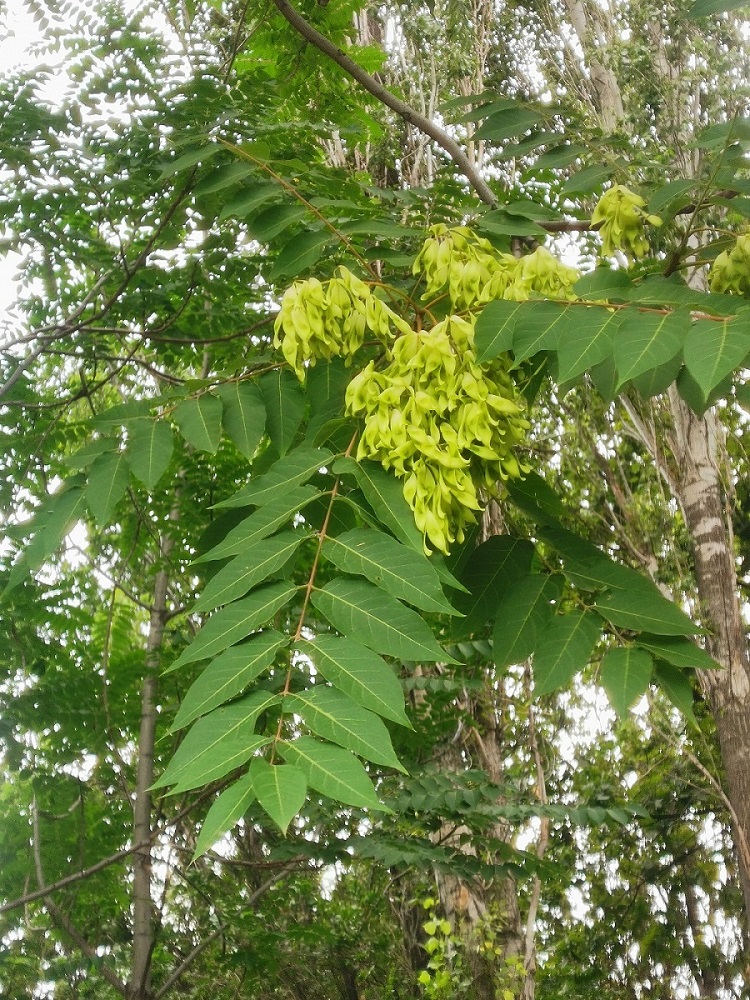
2;0;750;998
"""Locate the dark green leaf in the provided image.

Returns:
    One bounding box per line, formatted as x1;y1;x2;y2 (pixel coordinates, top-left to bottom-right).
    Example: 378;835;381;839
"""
600;647;653;716
86;451;130;526
533;612;601;696
259;369;306;456
297;636;411;727
215;446;333;509
311;579;456;663
174;393;223;453
126;420;174;489
594;587;700;635
278;737;387;810
324;528;458;614
269;229;331;280
193;774;256;860
474;300;526;361
653;662;698;724
191;533;304;612
248;758;307;834
493;574;563;668
171;631;288;729
285;688;405;771
454;535;536;637
170;582;298;668
614;309;688;388
683;315;750;400
636;634;720;670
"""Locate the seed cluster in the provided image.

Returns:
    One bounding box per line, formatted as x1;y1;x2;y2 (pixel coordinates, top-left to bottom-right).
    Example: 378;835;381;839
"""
591;185;662;260
710;234;750;297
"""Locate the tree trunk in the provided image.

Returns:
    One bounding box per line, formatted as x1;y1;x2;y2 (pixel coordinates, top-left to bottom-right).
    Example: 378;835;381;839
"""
668;390;750;942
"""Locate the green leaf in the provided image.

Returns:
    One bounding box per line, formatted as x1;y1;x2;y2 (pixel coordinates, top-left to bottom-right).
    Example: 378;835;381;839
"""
297;636;411;727
474;107;546;141
540;526;647;592
556;307;621;382
171;631;288;729
324;528;458;614
65;437;117;470
562;163;613;195
475;210;546;238
154;693;276;790
573;269;633;302
614;309;688;388
683;315;750;401
191;532;304;612
630;353;683;398
647;179;696;215
336;457;425;553
193;774;256;860
269;229;331;280
218;381;266;458
215;447;333;509
493;574;563;668
285;687;405;771
158;142;219;178
533;612;601;697
170;582;298;668
534;143;587;168
512;302;572;363
475;300;526;362
126;420;174;489
217;183;279;221
248;758;307;834
688;0;749;16
506;472;566;525
259;369;306;456
453;535;536;637
311;579;456;663
8;480;87;588
636;634;720;671
278;736;387;810
86;451;130;526
653;661;698;724
247;204;307;242
594;587;700;635
173;393;223;453
599;647;653;716
195;485;320;563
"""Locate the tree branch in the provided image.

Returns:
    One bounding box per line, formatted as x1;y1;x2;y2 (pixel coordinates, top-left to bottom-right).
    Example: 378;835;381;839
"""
269;0;499;207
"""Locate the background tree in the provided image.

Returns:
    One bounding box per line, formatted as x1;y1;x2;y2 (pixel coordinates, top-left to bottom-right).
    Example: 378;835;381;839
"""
2;2;750;1000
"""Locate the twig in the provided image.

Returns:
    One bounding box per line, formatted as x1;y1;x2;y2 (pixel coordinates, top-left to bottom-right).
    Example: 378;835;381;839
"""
270;0;498;208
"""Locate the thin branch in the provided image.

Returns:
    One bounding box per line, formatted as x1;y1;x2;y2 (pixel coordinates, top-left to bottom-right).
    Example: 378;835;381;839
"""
270;0;498;207
31;798;129;997
152;865;295;1000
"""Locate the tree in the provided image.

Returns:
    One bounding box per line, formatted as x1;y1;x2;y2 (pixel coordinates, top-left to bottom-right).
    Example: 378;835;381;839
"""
2;0;750;998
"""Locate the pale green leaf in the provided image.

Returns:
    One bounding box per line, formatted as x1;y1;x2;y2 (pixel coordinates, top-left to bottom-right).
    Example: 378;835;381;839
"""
683;315;750;401
600;647;653;716
636;634;720;671
171;630;287;729
86;451;130;526
215;447;333;510
7;480;87;588
653;661;698;724
533;612;601;697
153;692;278;790
248;758;307;834
218;381;266;458
65;437;117;470
169;582;297;669
493;574;563;668
192;774;256;860
248;204;307;242
194;485;319;564
126;420;174;489
173;393;223;453
259;369;306;456
594;588;700;635
311;579;456;663
285;687;405;771
614;310;688;388
324;528;458;614
158;143;219;178
297;636;411;727
191;533;304;612
278;736;387;810
217;183;279;221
